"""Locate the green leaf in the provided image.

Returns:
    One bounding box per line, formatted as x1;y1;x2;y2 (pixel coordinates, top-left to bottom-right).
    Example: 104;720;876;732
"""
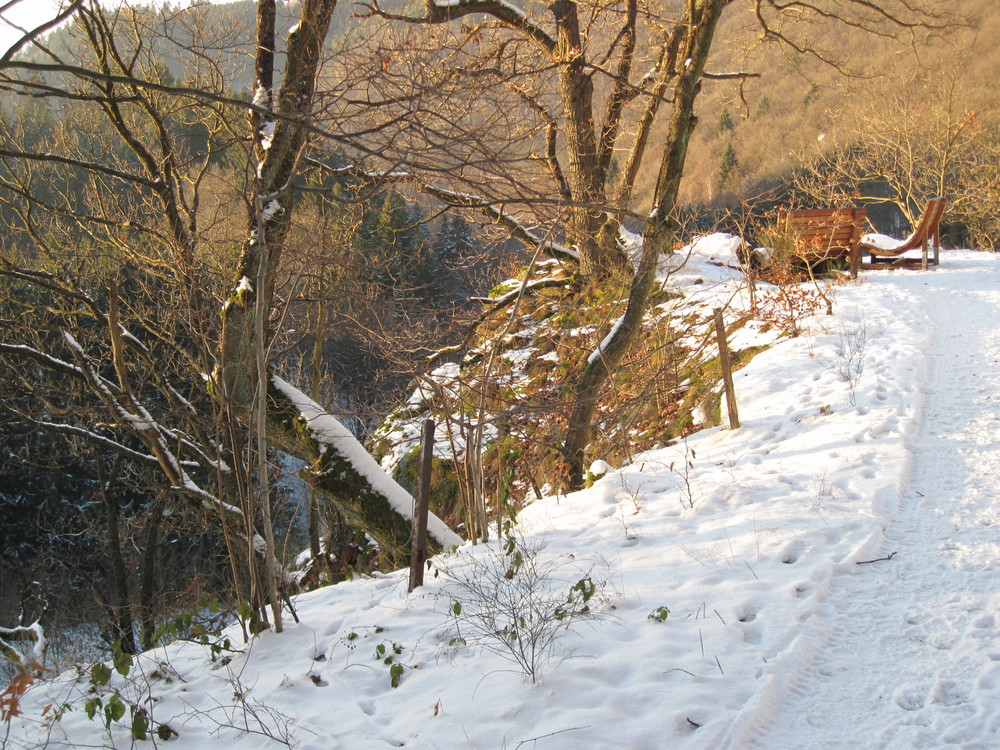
572;576;596;603
157;723;177;740
389;663;404;688
113;648;132;677
131;709;149;741
451;601;462;616
648;606;671;622
107;695;126;725
90;663;112;687
85;698;101;721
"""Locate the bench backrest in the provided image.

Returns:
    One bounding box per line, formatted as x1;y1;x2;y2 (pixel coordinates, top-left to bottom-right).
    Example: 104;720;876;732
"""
911;197;946;248
777;207;867;262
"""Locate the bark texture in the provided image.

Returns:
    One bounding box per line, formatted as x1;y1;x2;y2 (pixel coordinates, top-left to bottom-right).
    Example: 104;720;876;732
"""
562;0;727;487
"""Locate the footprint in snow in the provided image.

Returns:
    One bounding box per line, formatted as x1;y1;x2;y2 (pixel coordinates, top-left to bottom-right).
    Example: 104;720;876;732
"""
893;684;927;711
781;541;805;565
741;626;763;645
736;602;760;623
793;582;813;599
930;679;967;707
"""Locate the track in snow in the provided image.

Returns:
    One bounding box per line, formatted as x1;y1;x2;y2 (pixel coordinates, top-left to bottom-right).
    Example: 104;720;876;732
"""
741;262;1000;750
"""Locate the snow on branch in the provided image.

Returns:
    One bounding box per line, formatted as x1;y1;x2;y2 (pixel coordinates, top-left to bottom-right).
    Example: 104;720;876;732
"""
61;333;230;509
25;414;192;469
272;375;463;550
0;343;83;379
588;314;626;365
0;622;46;670
359;0;555;55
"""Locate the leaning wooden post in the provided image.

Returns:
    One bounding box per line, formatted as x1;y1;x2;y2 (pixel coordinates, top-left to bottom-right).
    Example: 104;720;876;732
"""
408;419;434;592
714;308;740;429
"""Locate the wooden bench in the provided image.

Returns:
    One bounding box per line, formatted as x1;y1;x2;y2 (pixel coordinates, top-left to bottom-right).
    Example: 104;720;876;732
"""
776;207;867;278
859;197;946;271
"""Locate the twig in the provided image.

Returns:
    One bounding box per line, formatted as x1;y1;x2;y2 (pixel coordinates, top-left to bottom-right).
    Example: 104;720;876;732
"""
856;551;897;565
715;655;725;675
515;726;589;748
663;667;696;677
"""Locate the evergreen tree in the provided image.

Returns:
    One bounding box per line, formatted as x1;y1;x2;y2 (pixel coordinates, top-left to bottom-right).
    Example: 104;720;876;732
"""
716;143;739;195
715;108;735;137
753;96;771;121
433;213;473;265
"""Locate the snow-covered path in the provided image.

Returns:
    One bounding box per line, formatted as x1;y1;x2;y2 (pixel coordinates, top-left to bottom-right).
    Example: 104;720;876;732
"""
744;262;1000;749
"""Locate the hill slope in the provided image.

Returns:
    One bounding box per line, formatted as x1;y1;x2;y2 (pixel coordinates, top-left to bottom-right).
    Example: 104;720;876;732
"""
5;244;1000;749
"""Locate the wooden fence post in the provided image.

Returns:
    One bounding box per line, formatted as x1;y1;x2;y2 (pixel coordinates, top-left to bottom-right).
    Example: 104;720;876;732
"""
408;419;434;593
714;308;740;429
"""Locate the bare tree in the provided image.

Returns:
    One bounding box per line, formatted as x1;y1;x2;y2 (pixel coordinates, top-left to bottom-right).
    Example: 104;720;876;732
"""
0;0;461;636
796;66;999;247
359;0;952;487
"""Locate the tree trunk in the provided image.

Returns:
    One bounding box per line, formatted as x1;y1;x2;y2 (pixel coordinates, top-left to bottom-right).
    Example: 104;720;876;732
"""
215;0;338;628
308;296;327;560
96;456;138;656
562;0;726;488
551;0;628;278
138;492;165;650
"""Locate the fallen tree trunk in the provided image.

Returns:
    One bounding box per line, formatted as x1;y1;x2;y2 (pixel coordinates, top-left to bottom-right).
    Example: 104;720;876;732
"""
269;376;464;559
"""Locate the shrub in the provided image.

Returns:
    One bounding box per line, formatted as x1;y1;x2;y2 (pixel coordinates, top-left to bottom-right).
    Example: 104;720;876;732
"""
442;534;604;683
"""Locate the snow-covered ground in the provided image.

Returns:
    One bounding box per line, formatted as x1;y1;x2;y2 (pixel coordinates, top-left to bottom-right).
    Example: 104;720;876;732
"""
5;244;999;750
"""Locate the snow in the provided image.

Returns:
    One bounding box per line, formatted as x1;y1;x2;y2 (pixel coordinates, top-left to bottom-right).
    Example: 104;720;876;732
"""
252;84;269;108
588;459;612;477
260;119;276;150
587;313;625;363
433;0;528;17
261;199;282;221
862;231;919;252
6;246;1000;749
